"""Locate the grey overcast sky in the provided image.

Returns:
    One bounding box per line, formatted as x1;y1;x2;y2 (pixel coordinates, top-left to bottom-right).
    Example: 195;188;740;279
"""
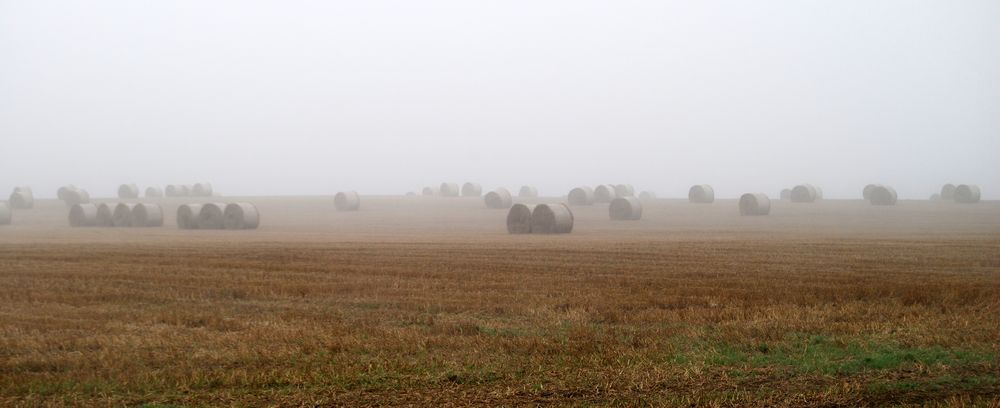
1;1;998;199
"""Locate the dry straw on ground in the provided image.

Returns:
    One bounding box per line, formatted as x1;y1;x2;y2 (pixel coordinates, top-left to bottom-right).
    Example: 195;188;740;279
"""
484;188;513;209
530;203;574;234
334;191;361;211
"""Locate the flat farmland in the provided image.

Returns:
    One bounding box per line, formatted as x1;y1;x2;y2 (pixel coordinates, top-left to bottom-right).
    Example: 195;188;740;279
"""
0;196;998;407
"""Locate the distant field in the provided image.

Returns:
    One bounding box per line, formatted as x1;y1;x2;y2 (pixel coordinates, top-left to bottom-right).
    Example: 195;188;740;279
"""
1;196;998;406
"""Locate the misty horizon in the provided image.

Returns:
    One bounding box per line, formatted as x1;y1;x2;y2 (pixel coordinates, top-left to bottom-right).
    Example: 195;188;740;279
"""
2;1;998;199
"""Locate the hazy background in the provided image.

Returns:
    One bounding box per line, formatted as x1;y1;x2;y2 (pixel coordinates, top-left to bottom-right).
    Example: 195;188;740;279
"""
2;1;998;199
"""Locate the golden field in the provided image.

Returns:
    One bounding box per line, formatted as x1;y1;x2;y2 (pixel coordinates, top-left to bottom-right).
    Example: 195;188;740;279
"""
0;196;998;407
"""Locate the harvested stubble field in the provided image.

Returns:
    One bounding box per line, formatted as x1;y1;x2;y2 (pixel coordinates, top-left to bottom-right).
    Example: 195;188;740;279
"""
0;196;998;407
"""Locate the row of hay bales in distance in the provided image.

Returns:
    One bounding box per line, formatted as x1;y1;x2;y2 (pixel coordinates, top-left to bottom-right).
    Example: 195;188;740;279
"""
933;184;981;203
69;202;258;230
419;182;539;198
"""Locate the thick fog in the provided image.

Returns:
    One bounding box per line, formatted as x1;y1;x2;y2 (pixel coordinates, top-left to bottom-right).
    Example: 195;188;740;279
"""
2;1;998;199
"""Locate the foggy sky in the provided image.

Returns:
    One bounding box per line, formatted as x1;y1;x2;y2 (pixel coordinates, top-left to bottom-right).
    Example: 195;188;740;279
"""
2;1;998;199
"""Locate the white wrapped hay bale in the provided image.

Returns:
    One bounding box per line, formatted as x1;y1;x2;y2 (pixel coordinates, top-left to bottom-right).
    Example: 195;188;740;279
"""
868;185;898;206
530;203;574;234
568;187;594;206
518;186;538;198
145;187;163;198
609;197;643;220
688;185;714;204
197;203;227;229
0;202;11;225
506;203;535;234
96;203;114;227
954;184;981;204
335;191;361;211
594;185;617;203
440;182;460;197
461;182;482;197
69;203;98;227
177;204;203;230
118;184;139;199
130;203;164;227
614;184;635;197
112;203;136;227
739;193;771;216
224;202;260;230
790;184;820;203
484;188;513;209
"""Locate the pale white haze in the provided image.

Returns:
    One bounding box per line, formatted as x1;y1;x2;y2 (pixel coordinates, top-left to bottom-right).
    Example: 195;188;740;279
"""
2;1;998;199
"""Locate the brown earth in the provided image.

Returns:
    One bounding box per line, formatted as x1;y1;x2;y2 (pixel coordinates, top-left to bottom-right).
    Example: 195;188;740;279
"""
0;196;998;407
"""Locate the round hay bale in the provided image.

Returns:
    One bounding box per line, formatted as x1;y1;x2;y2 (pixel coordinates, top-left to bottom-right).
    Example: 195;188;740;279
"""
506;203;535;234
177;204;203;230
614;184;635;197
334;191;361;211
688;185;715;204
224;202;260;230
0;202;11;225
62;188;90;206
69;203;98;227
594;185;617;203
484;188;513;209
609;197;643;220
131;203;164;227
790;184;819;203
112;203;136;227
118;184;139;199
165;184;191;197
780;189;792;200
145;187;163;198
440;182;460;197
422;186;438;196
518;186;538;198
954;184;981;204
568;187;594;206
739;193;771;216
530;203;574;234
13;186;32;195
197;203;227;229
929;193;941;201
862;184;877;200
57;185;76;201
941;184;956;200
96;203;114;227
639;191;656;200
868;185;897;206
8;191;34;209
461;182;482;197
193;183;213;197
